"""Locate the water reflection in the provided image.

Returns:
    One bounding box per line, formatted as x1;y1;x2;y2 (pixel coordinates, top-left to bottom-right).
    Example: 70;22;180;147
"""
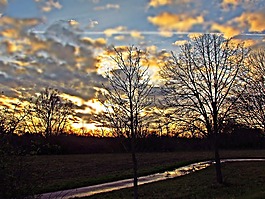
39;159;265;199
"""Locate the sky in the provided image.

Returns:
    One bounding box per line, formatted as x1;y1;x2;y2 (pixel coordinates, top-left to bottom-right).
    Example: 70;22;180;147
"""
0;0;265;131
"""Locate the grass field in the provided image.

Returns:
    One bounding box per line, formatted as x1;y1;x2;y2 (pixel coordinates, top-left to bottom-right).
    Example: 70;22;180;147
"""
2;150;265;197
86;161;265;199
12;149;265;195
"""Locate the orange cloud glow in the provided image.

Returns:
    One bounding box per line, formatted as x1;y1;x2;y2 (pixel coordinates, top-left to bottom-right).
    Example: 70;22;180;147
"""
0;17;42;53
221;0;240;8
0;16;41;30
1;28;19;38
148;0;196;7
148;0;172;7
148;12;204;32
211;23;241;38
61;93;85;107
81;37;107;47
68;19;79;27
0;94;25;109
4;40;23;54
235;12;265;32
211;11;265;38
25;37;48;54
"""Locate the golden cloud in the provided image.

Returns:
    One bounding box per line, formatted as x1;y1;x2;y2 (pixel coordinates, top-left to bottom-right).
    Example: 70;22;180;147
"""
81;37;107;47
60;93;85;107
81;37;95;45
130;31;144;40
25;36;49;54
94;38;107;46
148;0;195;7
148;12;204;32
211;11;265;38
0;16;41;29
0;17;42;53
148;0;172;7
112;31;144;40
159;30;173;37
140;51;172;84
39;0;62;12
235;12;265;32
211;23;241;38
188;33;204;39
221;0;240;8
146;45;157;54
172;40;188;46
103;26;126;37
1;28;19;38
114;35;125;41
0;94;22;109
68;19;79;27
4;40;23;54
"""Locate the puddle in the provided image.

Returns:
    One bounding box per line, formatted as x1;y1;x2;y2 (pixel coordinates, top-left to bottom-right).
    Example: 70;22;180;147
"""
39;158;265;199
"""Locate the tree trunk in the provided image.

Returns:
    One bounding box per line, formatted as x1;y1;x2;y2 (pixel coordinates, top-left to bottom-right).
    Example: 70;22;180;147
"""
212;102;223;184
214;141;223;184
131;137;138;199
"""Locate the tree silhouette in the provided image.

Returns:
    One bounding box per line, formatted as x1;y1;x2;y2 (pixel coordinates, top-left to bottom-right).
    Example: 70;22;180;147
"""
97;46;153;199
236;48;265;133
160;34;248;183
0;103;27;136
27;88;74;137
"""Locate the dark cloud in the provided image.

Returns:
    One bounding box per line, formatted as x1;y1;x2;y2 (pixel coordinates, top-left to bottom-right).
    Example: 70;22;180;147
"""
0;18;109;106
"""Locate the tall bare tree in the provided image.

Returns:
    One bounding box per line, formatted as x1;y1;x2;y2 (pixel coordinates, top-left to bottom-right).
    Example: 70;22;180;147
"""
160;34;248;183
236;48;265;132
27;88;74;137
98;46;153;199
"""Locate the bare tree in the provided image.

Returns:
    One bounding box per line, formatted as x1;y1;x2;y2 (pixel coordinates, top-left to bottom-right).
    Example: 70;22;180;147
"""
160;34;248;183
97;46;153;199
27;88;74;137
236;48;265;132
0;103;27;136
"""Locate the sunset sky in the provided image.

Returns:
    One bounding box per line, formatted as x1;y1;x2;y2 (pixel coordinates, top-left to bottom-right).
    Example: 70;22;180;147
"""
0;0;265;131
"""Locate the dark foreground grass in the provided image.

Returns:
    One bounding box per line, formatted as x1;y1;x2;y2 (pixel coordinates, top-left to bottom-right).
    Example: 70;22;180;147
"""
86;161;265;199
13;149;265;194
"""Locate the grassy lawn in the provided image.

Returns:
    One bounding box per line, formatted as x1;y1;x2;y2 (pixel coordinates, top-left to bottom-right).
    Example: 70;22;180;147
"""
4;149;265;196
86;161;265;199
